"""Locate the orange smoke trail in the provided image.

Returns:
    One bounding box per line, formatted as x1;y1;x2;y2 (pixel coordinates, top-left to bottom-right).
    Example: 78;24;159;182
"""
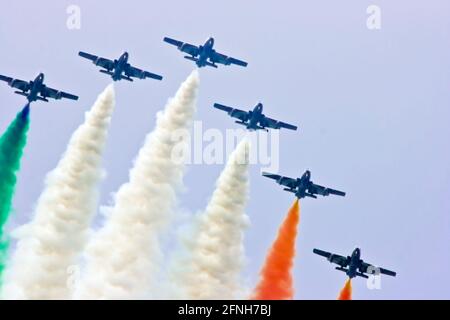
338;279;352;300
252;199;300;300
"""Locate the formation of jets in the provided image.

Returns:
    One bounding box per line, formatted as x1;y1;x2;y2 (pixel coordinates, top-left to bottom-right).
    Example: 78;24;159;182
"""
0;37;246;103
0;35;396;289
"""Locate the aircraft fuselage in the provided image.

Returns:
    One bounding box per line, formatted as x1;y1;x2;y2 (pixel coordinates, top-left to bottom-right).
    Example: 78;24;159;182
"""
346;248;362;278
112;52;129;81
247;103;264;130
294;170;313;198
26;73;45;102
196;38;215;67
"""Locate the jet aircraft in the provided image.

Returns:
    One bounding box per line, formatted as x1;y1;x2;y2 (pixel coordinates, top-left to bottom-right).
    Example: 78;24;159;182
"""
313;248;397;279
213;102;297;131
163;37;248;68
262;170;346;199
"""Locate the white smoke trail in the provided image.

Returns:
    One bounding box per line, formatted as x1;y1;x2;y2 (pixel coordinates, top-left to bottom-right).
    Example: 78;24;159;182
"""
171;139;250;300
1;85;115;299
74;71;199;299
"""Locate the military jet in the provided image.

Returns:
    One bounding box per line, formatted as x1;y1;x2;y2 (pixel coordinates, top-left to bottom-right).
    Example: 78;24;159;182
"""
213;102;297;132
0;73;78;103
262;170;346;199
78;51;163;82
163;37;248;68
313;248;397;279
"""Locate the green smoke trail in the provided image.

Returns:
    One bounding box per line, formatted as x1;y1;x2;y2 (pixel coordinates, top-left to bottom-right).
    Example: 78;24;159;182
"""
0;105;30;279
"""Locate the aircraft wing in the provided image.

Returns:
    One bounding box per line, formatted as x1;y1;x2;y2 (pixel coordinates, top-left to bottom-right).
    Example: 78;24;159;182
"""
0;75;14;85
79;51;115;70
40;86;79;101
214;103;249;122
360;262;396;277
309;183;346;197
126;65;163;80
379;267;397;277
262;116;298;131
213;103;233;113
313;249;349;267
163;37;200;56
262;172;298;189
0;75;30;91
210;51;248;67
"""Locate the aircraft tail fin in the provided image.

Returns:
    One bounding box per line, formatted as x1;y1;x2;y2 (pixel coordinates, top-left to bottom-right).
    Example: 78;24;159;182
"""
335;266;348;273
14;91;28;97
306;193;318;199
184;56;217;68
14;90;42;102
283;188;296;194
99;69;114;76
356;272;369;279
255;125;268;132
234;121;249;129
36;96;49;102
205;61;218;68
120;75;134;82
184;55;198;62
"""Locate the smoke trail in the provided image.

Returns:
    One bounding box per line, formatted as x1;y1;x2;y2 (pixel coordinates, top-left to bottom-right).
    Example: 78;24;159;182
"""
1;85;115;299
0;105;30;282
172;139;250;300
74;71;199;299
338;279;352;300
252;199;300;300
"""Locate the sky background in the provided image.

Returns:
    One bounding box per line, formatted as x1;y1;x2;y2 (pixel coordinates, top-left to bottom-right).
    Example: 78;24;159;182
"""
0;0;449;299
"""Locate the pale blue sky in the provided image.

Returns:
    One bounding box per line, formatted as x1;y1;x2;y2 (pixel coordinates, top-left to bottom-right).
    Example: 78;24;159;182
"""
0;0;449;299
